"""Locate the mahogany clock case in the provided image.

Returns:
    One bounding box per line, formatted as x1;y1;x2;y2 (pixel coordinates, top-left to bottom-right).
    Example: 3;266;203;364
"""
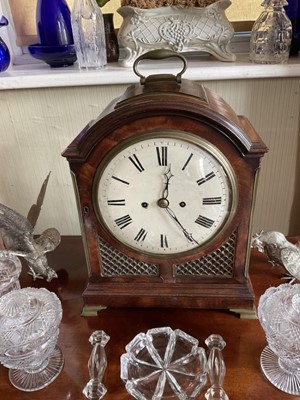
62;76;268;312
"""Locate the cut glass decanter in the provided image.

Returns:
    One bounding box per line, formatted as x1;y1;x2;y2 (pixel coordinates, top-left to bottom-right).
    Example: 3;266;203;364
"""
250;0;292;63
120;327;207;400
0;287;64;391
258;283;300;395
71;0;107;69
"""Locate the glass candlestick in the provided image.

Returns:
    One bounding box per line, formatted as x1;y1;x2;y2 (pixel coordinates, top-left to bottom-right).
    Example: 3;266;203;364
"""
0;287;63;392
250;0;292;64
205;334;229;400
83;330;110;400
258;284;300;395
71;0;107;69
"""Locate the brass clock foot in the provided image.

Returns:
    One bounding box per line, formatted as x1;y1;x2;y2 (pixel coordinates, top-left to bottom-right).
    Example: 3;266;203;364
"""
81;305;107;317
230;307;257;320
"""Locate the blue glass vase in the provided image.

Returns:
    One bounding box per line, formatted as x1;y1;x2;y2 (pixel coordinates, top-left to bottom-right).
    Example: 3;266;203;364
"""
0;16;10;72
36;0;74;46
285;0;300;55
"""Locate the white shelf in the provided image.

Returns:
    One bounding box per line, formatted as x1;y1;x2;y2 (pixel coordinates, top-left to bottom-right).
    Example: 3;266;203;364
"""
0;53;300;90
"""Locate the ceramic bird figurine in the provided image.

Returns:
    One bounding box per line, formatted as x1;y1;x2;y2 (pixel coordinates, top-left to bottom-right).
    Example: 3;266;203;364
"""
251;230;300;283
0;173;60;281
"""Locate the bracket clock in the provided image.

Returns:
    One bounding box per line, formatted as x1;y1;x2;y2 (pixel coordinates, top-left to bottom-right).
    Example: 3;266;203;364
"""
62;51;268;316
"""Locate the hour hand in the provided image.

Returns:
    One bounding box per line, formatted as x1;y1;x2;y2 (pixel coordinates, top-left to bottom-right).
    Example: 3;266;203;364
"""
162;165;173;199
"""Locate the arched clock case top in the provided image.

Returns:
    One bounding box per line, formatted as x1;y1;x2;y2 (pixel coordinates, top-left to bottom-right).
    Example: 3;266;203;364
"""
62;57;268;314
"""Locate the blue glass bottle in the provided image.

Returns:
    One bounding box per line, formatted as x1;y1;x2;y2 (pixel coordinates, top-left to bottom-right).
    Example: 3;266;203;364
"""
36;0;74;46
0;16;10;72
285;0;300;55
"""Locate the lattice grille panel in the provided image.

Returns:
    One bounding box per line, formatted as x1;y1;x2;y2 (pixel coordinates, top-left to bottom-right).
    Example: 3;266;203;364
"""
175;232;237;277
98;236;159;277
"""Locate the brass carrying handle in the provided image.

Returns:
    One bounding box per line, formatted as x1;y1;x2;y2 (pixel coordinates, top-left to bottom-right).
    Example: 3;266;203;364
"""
133;50;188;85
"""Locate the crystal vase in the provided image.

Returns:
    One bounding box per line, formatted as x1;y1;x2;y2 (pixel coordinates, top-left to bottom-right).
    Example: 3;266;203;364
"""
36;0;74;45
250;0;292;63
0;287;64;392
0;16;10;72
258;284;300;395
71;0;107;69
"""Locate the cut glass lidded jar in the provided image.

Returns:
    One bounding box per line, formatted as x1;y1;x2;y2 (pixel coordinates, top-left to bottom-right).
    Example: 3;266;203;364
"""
250;0;292;63
0;287;63;392
258;284;300;395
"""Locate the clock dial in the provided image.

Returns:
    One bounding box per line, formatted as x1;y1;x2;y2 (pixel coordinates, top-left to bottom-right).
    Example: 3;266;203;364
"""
95;131;236;255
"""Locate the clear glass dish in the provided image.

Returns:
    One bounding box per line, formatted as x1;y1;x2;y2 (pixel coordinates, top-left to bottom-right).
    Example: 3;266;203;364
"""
120;326;207;399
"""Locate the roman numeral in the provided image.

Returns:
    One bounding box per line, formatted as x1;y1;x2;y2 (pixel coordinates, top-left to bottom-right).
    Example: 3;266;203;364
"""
134;228;147;242
182;153;193;170
202;197;222;205
129;154;144;172
156;146;168;166
195;215;215;228
197;172;216;186
112;176;130;185
160;234;168;248
107;199;125;206
114;214;132;229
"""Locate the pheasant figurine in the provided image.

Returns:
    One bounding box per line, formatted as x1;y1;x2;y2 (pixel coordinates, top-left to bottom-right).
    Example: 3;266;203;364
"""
251;230;300;283
0;173;60;282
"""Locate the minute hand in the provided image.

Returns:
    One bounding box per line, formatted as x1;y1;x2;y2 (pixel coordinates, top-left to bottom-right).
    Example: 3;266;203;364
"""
165;206;199;245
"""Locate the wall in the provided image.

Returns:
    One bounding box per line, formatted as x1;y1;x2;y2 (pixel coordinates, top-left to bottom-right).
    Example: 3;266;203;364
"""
0;77;299;236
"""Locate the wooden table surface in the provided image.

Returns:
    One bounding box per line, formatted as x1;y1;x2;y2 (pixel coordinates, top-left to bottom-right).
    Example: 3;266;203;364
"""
1;236;300;400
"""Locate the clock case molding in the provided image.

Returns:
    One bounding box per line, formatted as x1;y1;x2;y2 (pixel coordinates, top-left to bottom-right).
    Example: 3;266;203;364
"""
62;67;268;315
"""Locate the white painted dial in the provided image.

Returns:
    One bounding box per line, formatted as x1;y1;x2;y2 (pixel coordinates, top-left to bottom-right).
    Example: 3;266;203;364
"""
95;132;236;255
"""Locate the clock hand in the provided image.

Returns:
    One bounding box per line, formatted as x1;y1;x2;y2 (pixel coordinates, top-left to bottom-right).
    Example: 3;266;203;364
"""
165;206;199;245
162;165;173;199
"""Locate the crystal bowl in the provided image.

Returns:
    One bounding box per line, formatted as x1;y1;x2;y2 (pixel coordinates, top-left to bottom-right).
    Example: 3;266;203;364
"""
120;327;207;400
0;253;21;296
258;283;300;395
0;287;63;391
28;43;77;67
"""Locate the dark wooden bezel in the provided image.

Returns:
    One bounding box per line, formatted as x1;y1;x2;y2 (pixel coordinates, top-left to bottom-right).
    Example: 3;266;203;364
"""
62;78;268;311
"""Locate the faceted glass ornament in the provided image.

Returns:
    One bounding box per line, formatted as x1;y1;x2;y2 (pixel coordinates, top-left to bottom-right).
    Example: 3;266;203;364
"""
0;253;21;297
36;0;74;46
250;0;292;64
0;287;64;392
0;16;10;72
205;334;229;400
83;330;110;400
71;0;107;69
258;283;300;395
120;327;207;400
